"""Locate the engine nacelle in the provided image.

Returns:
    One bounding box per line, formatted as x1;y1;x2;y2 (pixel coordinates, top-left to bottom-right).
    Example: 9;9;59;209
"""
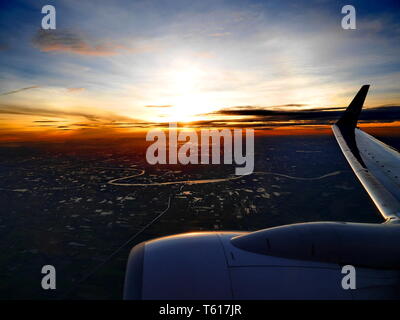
124;223;400;299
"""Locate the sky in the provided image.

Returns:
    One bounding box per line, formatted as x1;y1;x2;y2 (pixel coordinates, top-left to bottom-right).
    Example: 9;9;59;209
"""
0;0;400;140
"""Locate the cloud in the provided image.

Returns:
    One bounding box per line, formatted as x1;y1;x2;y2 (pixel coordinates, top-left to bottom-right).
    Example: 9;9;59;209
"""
209;32;231;37
32;29;155;56
144;104;173;108
0;103;136;123
279;104;309;108
203;105;400;127
0;86;39;96
32;29;119;56
33;120;60;123
67;87;85;93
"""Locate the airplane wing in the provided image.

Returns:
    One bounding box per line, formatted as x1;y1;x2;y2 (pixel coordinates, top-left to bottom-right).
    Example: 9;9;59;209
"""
332;85;400;222
124;85;400;300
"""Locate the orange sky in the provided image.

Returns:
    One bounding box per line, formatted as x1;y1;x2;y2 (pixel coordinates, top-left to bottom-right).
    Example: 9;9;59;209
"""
1;121;399;145
1;1;400;143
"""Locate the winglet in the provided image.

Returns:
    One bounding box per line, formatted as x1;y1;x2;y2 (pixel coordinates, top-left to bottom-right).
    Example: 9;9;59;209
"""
336;85;370;129
332;84;400;222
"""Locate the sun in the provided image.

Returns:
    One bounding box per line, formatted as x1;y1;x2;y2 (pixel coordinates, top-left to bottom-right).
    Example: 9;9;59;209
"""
140;61;226;124
159;95;210;123
152;63;219;123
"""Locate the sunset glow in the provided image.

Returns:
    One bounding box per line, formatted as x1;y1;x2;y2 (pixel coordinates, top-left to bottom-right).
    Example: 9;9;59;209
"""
0;0;399;141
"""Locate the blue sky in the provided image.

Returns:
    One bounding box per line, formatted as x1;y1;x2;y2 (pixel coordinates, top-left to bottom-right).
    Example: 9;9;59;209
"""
0;0;399;131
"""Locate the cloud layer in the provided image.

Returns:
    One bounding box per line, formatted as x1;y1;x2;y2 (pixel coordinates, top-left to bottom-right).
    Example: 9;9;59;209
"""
32;30;124;56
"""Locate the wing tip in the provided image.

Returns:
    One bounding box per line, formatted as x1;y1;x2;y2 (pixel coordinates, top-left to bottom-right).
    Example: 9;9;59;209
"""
336;84;370;129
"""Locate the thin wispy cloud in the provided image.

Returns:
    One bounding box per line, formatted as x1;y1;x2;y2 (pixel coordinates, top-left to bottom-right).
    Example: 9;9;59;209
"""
32;29;123;56
0;86;39;96
144;105;173;108
33;120;61;123
0;103;137;123
67;87;86;93
32;29;159;56
209;32;231;37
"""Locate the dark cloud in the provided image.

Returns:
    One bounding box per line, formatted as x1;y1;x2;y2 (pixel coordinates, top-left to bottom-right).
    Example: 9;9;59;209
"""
33;124;56;127
279;104;309;108
203;105;400;127
0;86;39;96
33;120;60;123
